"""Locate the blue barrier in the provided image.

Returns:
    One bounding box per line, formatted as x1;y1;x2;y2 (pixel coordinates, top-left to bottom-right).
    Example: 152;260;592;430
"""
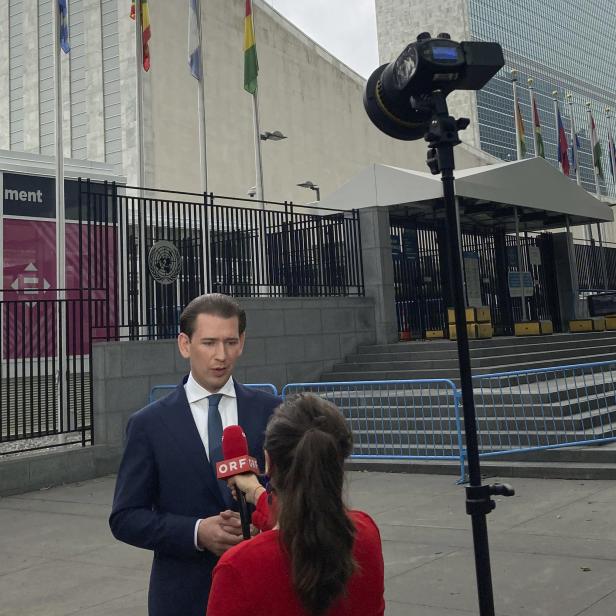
148;382;278;404
471;359;616;460
282;379;465;479
146;359;616;482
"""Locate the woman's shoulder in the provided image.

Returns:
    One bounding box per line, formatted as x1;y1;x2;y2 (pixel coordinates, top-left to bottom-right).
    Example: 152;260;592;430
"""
349;509;380;534
348;510;382;549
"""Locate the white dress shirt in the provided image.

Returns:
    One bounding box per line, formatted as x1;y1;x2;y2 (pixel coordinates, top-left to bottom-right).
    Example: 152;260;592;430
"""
184;372;238;458
184;372;239;550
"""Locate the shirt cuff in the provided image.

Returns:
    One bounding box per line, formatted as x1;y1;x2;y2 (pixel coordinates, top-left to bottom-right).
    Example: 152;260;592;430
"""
194;519;204;551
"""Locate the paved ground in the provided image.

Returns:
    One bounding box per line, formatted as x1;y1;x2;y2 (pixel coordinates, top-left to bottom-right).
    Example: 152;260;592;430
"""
0;472;615;615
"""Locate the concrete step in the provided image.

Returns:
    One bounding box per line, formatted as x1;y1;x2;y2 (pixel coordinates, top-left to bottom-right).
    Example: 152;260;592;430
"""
323;355;616;383
357;331;616;355
351;340;616;362
350;425;616;450
335;348;616;372
346;457;616;480
348;410;616;433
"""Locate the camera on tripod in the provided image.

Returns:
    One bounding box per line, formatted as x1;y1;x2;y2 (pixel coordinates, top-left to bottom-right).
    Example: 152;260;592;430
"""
364;32;504;140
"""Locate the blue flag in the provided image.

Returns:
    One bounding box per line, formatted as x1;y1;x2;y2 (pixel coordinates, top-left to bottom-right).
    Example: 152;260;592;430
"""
58;0;70;54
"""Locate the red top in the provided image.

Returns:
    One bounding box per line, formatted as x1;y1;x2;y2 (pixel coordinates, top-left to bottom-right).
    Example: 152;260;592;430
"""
207;494;385;616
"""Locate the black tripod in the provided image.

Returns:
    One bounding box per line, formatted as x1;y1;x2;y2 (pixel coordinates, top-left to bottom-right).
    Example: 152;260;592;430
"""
424;91;515;616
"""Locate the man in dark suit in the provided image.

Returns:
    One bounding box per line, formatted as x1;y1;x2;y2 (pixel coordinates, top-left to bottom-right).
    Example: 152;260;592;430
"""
110;293;281;616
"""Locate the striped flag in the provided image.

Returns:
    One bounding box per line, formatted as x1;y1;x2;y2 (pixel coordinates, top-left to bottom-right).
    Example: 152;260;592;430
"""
589;111;604;179
58;0;70;54
244;0;258;94
188;0;203;80
531;94;545;158
130;1;152;71
515;100;526;157
556;104;569;176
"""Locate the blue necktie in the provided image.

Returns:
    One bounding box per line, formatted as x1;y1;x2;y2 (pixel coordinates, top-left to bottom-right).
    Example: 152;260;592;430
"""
207;394;231;506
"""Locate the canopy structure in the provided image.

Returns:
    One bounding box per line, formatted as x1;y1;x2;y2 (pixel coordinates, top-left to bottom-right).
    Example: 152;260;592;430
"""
318;157;614;232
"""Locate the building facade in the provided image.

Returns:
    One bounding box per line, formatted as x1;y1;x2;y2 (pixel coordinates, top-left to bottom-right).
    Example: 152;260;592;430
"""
0;0;491;205
375;0;616;214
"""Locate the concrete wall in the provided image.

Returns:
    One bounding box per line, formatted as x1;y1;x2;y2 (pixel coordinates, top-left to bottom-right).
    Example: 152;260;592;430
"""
93;296;376;447
0;296;376;496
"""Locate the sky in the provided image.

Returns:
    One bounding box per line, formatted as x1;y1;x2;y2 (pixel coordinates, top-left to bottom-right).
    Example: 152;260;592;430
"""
262;0;379;78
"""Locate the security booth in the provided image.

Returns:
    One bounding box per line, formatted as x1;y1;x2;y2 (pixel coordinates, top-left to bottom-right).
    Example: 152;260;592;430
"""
317;157;614;341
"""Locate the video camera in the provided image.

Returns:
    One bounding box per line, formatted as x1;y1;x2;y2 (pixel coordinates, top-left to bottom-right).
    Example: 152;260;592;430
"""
364;33;504;140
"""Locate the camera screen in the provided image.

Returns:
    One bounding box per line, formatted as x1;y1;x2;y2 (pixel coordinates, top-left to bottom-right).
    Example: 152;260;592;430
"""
432;46;459;61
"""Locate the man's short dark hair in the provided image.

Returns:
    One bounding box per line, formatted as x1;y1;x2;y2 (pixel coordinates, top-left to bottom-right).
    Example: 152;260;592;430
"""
179;294;246;338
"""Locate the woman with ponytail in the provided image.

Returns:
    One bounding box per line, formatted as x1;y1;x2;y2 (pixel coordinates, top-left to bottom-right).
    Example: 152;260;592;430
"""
206;393;385;616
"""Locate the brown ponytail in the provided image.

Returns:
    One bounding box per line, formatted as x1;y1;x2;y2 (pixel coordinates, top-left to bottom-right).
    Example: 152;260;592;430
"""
264;394;356;615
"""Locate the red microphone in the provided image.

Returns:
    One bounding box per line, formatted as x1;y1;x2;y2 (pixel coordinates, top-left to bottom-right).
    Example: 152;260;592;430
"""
216;425;260;479
216;425;260;539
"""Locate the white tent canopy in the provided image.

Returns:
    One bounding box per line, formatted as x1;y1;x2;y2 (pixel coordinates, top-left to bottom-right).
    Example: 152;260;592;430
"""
318;158;613;232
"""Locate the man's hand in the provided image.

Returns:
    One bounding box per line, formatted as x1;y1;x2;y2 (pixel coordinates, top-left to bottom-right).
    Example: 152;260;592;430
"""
197;511;243;556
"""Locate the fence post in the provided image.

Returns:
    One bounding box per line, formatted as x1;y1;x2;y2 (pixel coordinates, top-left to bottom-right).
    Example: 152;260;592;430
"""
454;388;466;482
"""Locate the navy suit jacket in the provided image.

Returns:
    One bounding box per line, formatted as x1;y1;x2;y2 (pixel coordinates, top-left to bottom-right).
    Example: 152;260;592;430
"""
109;378;281;616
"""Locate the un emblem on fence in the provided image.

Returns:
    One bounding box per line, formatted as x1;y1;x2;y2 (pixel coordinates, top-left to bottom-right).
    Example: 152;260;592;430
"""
148;240;182;285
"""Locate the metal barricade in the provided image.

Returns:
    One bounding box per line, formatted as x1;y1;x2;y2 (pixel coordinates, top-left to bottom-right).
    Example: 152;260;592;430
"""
472;360;616;459
148;382;278;404
282;379;464;478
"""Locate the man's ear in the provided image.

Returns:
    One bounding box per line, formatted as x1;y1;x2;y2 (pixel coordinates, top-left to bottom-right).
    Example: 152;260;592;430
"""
177;332;191;359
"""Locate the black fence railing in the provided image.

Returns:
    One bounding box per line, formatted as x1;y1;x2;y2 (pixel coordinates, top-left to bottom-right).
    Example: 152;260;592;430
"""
80;181;364;340
0;298;95;454
391;220;560;337
574;239;616;292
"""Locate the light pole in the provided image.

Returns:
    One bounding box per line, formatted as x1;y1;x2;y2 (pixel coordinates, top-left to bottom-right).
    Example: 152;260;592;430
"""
297;180;320;201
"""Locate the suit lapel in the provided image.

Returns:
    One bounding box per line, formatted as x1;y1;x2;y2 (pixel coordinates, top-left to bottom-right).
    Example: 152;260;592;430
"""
158;382;226;509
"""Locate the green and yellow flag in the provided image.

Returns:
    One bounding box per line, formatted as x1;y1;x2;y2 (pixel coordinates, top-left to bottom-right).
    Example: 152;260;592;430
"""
515;100;526;157
244;0;258;94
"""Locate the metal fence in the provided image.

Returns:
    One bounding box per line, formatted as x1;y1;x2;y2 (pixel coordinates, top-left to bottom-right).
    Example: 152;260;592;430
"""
390;221;560;337
148;383;279;404
80;181;364;341
471;360;616;459
282;379;464;476
0;298;95;455
574;238;616;292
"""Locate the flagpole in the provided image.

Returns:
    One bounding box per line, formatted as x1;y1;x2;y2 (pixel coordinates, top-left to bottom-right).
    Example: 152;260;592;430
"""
566;93;581;186
53;0;68;438
194;0;208;194
606;106;616;189
511;70;523;160
252;93;265;205
586;102;608;290
511;70;528;317
586;102;601;195
552;91;560;170
528;78;539;158
135;0;145;191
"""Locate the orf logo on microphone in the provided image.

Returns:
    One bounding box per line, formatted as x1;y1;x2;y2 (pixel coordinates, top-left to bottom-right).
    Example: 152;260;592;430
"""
216;455;260;479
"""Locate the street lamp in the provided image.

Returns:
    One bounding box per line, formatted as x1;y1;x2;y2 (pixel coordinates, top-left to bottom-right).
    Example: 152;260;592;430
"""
260;130;287;141
297;180;320;201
